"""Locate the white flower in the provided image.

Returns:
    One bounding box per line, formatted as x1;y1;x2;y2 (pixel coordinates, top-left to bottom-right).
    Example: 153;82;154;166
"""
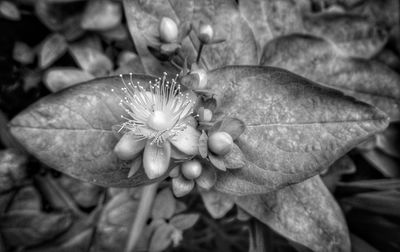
113;73;200;179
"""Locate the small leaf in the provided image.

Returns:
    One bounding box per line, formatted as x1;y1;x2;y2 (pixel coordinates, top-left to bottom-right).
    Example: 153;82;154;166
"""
0;149;27;193
8;186;42;212
13;42;34;65
0;1;20;21
195;163;217;190
95;189;152;252
208;153;226;171
200;190;234;219
39;33;68;69
44;67;95;93
152;187;176;220
0;210;73;247
219;117;245;140
149;221;175;252
58;175;102;208
223;143;245;169
235;176;351;252
69;40;113;76
376;124;400;158
321;155;356;192
362;150;400;178
81;0;122;31
198;130;208;158
341;190;400;217
170;213;200;230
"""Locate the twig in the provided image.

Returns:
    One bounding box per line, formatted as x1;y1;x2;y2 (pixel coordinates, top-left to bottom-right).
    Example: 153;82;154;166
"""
124;182;159;252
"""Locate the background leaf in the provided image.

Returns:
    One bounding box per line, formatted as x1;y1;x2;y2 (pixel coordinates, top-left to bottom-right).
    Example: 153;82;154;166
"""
236;176;351;252
261;34;400;121
206;66;388;195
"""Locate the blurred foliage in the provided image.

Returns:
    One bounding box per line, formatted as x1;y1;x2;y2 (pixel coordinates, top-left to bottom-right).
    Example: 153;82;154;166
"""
0;0;399;251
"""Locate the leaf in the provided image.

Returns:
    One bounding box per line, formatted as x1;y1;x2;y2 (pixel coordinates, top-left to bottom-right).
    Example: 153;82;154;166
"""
0;210;73;247
376;124;400;158
238;0;307;56
321;155;356;192
223;143;245;169
39;33;68;69
169;213;199;231
303;13;388;58
208;153;226;171
123;0;258;71
152;187;176;220
58;175;102;208
198;130;208;158
362;150;400;178
341;190;400;217
81;0;122;31
0;149;27;193
148;221;175;252
350;233;379;252
337;179;400;194
207;66;388;195
69;40;113;76
200;190;234;219
8;186;42;212
44;67;95;93
95;189;151;252
261;34;400;121
0;1;21;21
235;176;351;252
10;74;167;187
13;41;34;65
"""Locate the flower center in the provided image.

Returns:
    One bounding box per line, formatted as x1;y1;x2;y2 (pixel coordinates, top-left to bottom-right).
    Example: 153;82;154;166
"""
147;110;173;131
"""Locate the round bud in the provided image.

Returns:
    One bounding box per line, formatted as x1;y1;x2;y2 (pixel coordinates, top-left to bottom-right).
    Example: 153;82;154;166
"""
190;69;207;89
199;108;213;122
159;17;179;43
208;132;233;156
198;23;213;44
181;160;203;180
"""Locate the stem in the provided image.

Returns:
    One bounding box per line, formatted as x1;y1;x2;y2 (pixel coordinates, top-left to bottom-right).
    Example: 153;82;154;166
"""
196;43;204;64
124;182;159;252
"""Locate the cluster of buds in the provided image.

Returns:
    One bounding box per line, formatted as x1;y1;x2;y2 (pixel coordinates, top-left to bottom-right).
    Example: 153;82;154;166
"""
112;70;245;198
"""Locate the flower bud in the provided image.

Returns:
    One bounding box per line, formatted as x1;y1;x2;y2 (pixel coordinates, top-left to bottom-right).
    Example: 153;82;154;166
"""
190;69;207;89
159;17;179;43
198;107;213;122
198;23;213;44
181;160;202;180
208;132;233;156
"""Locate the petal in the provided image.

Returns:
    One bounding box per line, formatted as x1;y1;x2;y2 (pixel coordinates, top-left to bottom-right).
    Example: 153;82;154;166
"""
143;140;171;179
114;134;146;160
170;145;192;160
128;156;142;178
169;125;200;155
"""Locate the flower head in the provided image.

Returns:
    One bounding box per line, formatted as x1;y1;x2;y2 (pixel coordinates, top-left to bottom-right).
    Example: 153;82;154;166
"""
113;73;201;179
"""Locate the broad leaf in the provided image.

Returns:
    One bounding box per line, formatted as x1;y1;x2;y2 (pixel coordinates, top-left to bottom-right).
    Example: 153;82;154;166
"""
236;176;351;252
0;210;73;247
10;74;165;187
238;0;307;57
261;34;400;121
303;13;388;58
207;66;388;195
123;0;257;71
